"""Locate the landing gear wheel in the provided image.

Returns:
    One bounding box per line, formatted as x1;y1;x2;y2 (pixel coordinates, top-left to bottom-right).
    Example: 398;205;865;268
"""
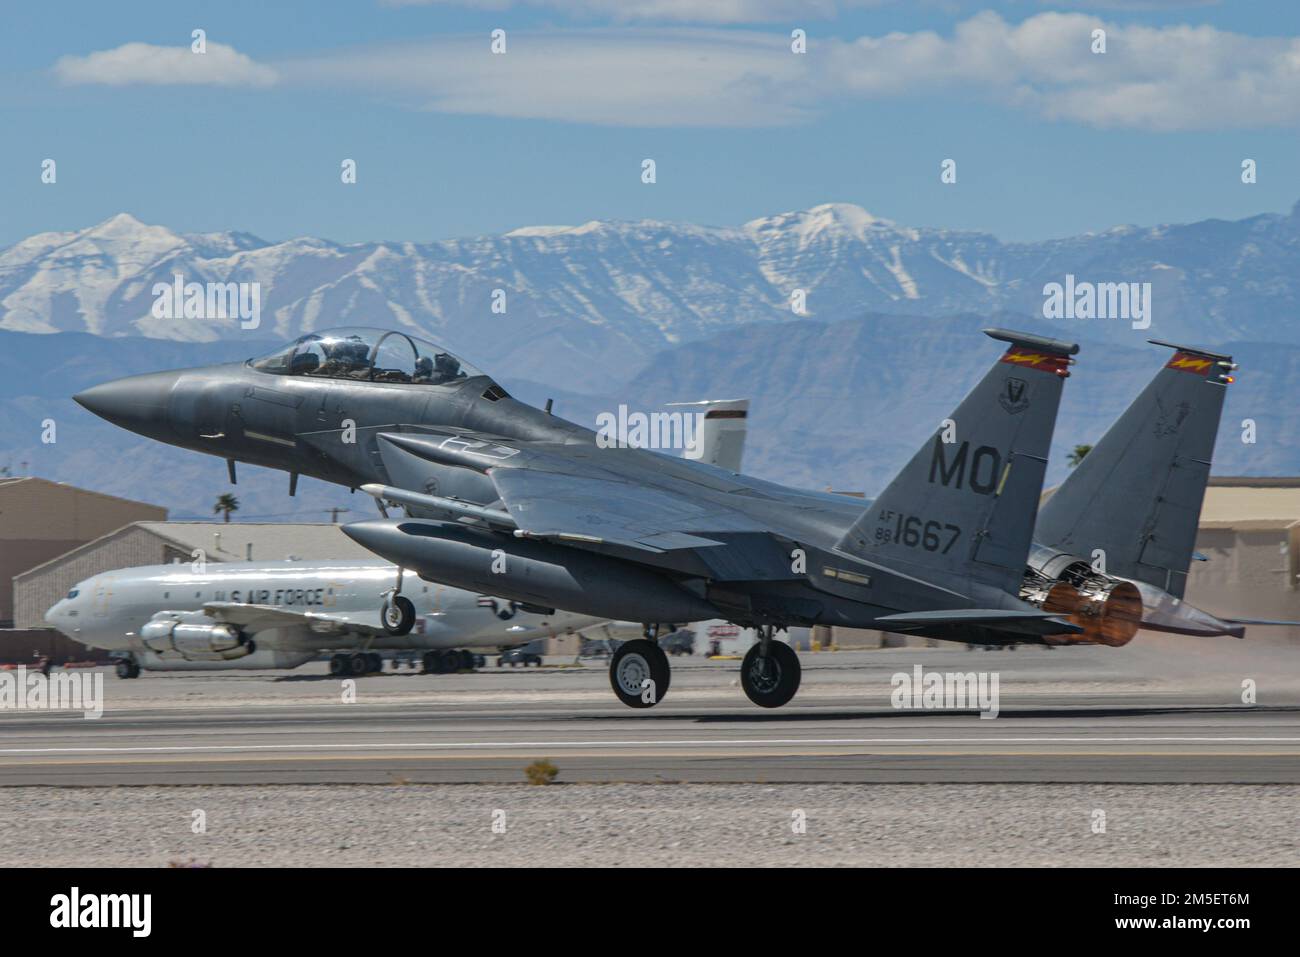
366;653;383;673
114;659;139;679
459;650;475;671
608;638;670;709
740;640;800;708
329;654;348;676
349;653;368;676
422;651;439;674
382;595;415;636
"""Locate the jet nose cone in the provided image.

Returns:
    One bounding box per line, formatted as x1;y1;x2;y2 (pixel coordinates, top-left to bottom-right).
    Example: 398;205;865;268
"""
45;599;68;629
341;519;402;555
75;370;181;437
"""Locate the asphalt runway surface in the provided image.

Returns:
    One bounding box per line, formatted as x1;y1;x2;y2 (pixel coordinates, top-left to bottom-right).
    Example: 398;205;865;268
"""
3;638;1298;786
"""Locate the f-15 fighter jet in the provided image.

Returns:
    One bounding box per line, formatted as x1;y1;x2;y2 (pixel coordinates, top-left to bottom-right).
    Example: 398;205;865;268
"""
76;325;1084;707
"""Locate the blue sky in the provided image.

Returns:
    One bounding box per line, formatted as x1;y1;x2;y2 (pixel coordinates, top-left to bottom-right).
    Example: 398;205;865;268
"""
3;1;1300;246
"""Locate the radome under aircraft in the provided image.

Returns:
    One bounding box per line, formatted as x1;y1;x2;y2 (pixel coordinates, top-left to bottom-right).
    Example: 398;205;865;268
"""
76;325;1091;707
45;560;598;678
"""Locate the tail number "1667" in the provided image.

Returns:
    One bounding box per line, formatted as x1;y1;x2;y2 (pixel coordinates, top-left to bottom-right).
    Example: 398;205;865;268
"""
874;511;961;554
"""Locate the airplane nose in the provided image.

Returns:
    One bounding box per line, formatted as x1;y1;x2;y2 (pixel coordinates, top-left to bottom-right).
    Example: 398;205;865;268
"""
45;599;67;628
340;520;401;554
74;370;181;437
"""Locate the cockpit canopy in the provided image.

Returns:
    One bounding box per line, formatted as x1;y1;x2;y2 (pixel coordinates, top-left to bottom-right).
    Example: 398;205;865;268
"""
249;327;488;386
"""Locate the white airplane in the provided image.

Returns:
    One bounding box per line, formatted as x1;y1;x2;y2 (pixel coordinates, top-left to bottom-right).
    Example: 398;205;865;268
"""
46;398;750;679
45;559;594;678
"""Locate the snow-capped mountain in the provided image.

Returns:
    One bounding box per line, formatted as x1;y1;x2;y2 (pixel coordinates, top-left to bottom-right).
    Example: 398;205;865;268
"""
3;202;1300;390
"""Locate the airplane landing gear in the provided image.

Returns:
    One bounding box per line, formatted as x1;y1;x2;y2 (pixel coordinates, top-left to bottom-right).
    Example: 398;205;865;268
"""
740;626;800;708
382;597;414;635
609;637;670;709
330;652;383;676
381;567;415;636
114;657;140;679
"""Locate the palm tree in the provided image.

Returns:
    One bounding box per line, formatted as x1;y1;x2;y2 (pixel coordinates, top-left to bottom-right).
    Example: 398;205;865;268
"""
1066;444;1093;469
213;493;240;523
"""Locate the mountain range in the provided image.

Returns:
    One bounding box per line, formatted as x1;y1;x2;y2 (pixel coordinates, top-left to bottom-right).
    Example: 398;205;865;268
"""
1;203;1298;519
4;202;1300;390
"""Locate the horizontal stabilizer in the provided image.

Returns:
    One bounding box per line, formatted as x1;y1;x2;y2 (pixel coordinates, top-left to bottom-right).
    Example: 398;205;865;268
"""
875;608;1083;636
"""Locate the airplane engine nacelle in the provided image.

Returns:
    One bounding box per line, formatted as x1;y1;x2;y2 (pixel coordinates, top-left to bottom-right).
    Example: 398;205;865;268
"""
140;616;253;661
1022;547;1142;647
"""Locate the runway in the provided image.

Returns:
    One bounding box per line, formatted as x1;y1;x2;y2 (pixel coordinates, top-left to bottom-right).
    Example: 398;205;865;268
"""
3;642;1298;785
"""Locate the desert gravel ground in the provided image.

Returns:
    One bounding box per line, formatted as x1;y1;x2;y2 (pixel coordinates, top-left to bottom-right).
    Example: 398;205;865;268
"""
3;783;1296;867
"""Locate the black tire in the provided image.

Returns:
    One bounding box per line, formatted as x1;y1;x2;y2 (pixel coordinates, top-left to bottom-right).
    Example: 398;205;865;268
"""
740;641;801;709
115;659;133;679
422;651;439;674
459;650;475;671
608;638;670;708
382;596;416;636
329;654;348;676
367;653;383;673
349;653;368;676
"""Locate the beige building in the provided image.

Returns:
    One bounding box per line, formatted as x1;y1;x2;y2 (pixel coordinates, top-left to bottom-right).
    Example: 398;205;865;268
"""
13;521;376;633
1184;477;1300;641
0;477;166;628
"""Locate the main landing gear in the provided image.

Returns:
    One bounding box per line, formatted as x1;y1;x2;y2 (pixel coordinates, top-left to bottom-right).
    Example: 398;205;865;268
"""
329;652;383;676
605;622;802;710
740;625;800;708
608;624;672;709
422;649;477;674
381;567;415;637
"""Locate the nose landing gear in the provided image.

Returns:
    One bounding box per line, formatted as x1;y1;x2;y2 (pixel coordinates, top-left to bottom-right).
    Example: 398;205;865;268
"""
113;657;141;679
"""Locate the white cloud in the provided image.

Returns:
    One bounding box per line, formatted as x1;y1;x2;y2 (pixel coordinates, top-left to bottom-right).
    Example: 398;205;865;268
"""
284;29;812;127
824;11;1300;130
49;14;1300;132
54;41;278;87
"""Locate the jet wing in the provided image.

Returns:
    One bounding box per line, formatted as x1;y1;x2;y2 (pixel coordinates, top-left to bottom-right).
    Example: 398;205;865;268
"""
375;430;771;554
202;602;387;636
489;467;763;552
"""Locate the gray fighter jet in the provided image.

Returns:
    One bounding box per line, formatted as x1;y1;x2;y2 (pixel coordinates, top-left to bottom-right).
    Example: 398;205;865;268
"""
76;325;1086;708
